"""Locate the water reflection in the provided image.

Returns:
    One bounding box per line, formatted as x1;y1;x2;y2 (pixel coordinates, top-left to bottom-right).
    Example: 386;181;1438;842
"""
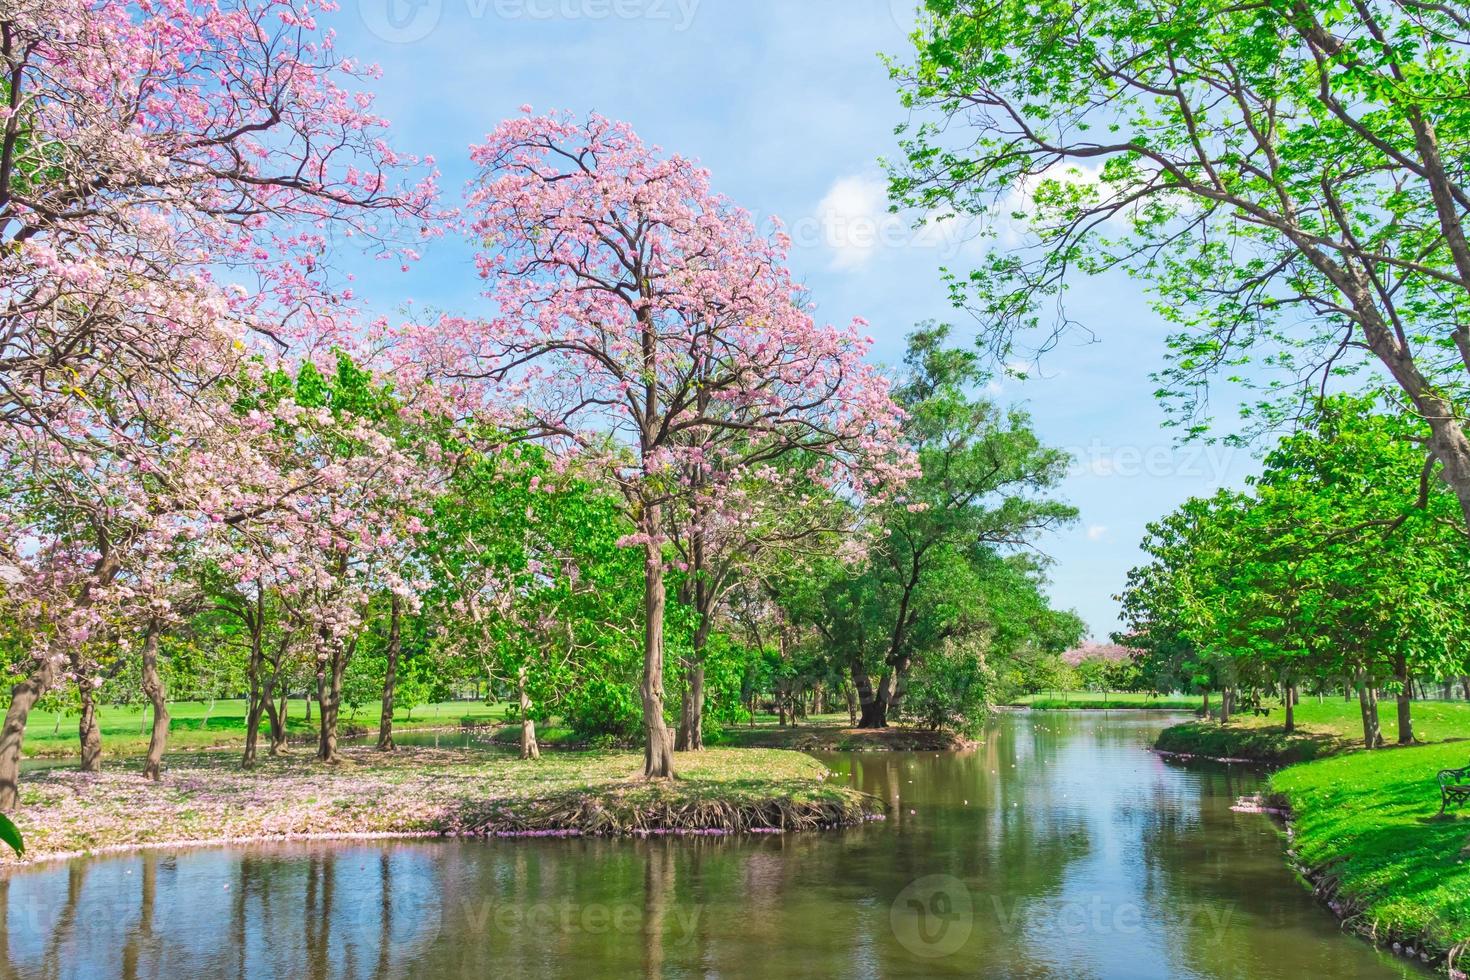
3;711;1423;979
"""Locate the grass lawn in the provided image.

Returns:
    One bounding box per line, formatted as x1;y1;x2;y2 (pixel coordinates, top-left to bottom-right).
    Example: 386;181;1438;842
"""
10;746;880;862
1271;742;1470;962
1156;698;1470;764
22;698;513;759
1013;691;1204;710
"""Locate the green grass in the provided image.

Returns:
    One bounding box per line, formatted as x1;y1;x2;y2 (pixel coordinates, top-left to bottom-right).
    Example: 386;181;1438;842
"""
1271;742;1470;959
1156;698;1470;763
22;698;512;759
1013;691;1204;710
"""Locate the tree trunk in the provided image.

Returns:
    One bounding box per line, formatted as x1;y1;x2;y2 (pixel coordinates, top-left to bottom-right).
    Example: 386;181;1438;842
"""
1358;676;1383;749
845;685;858;727
1415;392;1470;528
883;664;912;723
77;677;102;773
262;634;290;756
262;694;284;756
864;672;892;728
1218;687;1233;725
1394;655;1414;745
242;605;265;769
675;662;705;752
1282;679;1295;735
852;659;882;727
316;640;349;765
0;656;48;807
377;595;402;752
641;528;674;779
517;663;539;761
141;622;169;781
270;693;289;755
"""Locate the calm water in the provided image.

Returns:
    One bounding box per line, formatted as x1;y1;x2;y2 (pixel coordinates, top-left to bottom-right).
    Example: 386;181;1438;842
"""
2;710;1420;979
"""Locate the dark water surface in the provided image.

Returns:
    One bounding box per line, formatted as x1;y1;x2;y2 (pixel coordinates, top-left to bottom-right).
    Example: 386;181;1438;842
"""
3;710;1419;979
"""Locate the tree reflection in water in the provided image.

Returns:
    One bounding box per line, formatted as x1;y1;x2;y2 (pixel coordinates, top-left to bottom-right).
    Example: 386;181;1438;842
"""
0;713;1420;979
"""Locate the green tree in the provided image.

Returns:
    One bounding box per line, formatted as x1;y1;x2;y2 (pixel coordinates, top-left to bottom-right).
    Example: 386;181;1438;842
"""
1121;397;1470;744
781;326;1079;728
891;0;1470;523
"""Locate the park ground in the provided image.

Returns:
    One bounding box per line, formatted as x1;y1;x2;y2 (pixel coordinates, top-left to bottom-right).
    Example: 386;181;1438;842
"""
17;700;967;759
1153;697;1470;763
10;746;879;863
1150;697;1470;969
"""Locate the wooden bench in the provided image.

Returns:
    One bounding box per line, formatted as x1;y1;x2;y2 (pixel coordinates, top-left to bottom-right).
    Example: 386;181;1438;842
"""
1439;764;1470;815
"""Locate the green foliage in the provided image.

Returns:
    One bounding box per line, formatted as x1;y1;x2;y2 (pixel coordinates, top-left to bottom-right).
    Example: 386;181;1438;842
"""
778;326;1082;729
890;0;1470;445
898;640;996;735
560;676;642;744
1120;396;1470;718
0;813;23;857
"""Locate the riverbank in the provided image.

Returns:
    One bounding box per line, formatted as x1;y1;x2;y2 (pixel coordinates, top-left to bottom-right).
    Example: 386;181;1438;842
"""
1012;692;1203;710
1269;743;1470;973
1155;699;1470;764
21;698;513;759
7;746;881;865
719;713;973;751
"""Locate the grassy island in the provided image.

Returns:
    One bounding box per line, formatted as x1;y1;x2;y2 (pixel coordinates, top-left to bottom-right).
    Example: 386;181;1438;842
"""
7;747;881;865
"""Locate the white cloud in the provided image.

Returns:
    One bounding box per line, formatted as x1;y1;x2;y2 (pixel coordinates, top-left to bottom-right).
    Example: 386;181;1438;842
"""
807;173;1002;271
1086;525;1109;542
813;174;893;270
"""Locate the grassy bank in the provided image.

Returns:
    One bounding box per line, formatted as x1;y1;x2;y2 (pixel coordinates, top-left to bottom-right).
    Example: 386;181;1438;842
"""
1155;699;1470;764
21;698;512;759
9;746;882;863
1015;691;1202;710
1270;743;1470;969
719;713;971;751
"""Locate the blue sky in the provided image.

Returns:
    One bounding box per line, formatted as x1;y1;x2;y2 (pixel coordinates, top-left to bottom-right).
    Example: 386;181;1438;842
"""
328;0;1258;637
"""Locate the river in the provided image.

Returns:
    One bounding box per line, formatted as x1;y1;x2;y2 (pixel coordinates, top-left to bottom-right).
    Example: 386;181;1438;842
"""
0;710;1421;978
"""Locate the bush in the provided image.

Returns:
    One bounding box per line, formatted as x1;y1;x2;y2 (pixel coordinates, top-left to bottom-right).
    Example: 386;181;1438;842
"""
900;642;996;736
561;675;642;743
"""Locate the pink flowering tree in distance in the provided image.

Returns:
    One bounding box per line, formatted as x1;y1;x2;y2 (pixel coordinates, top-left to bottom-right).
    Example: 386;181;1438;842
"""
404;110;913;777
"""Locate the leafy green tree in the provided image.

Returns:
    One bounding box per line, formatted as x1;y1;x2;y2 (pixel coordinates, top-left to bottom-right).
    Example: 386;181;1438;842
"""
858;327;1075;725
1122;397;1470;744
780;326;1079;728
891;0;1470;523
901;638;996;735
421;444;648;756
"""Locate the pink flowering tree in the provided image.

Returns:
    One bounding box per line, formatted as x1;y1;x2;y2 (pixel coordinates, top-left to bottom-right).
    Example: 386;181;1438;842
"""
0;0;438;808
404;111;911;777
0;340;318;801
